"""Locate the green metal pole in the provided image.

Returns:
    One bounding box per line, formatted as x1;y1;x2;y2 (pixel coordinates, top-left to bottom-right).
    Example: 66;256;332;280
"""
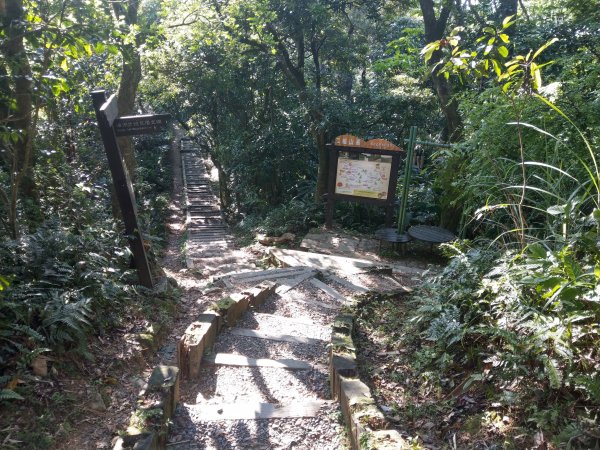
398;126;417;233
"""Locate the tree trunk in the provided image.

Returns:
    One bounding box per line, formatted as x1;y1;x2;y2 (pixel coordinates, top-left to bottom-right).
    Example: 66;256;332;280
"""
113;0;142;179
116;48;142;177
1;0;35;238
419;0;463;231
419;0;462;142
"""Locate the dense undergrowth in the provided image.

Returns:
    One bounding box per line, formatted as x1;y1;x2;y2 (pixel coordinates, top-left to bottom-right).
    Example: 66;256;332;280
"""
353;233;599;447
409;238;599;447
0;135;175;405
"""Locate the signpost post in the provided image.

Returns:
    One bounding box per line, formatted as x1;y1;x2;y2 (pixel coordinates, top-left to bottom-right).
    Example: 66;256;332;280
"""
91;89;170;289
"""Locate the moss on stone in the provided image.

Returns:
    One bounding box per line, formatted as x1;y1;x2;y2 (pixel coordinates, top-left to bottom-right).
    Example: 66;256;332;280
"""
211;296;236;312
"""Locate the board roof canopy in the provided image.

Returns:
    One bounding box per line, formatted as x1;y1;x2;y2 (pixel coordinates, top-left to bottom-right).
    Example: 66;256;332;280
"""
333;134;403;152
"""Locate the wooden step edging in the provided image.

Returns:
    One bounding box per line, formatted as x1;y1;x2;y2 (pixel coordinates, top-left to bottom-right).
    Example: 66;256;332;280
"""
329;313;406;450
113;365;180;450
177;280;277;379
203;353;319;371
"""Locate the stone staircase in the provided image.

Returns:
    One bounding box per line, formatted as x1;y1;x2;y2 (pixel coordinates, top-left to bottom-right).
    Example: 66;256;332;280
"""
181;138;234;263
168;268;350;450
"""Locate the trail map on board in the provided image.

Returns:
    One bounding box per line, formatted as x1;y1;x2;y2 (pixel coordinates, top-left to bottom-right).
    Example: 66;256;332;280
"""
335;158;391;199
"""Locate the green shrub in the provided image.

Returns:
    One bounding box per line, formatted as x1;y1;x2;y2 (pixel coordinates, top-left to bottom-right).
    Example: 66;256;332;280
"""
408;236;600;444
236;199;324;237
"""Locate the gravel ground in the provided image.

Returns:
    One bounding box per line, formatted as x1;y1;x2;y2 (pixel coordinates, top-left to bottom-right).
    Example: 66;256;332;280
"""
185;366;329;404
236;312;332;339
168;401;347;449
214;331;329;364
258;285;340;326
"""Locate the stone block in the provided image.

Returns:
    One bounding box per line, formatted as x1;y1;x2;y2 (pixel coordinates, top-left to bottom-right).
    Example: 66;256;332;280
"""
339;377;388;450
333;314;354;334
118;365;178;449
329;314;358;401
132;432;159;450
339;377;371;422
329;353;358;400
199;310;222;334
225;293;249;325
246;281;277;307
113;433;160;450
213;293;251;327
113;431;158;450
369;430;407;449
331;331;355;352
147;365;180;420
178;321;212;378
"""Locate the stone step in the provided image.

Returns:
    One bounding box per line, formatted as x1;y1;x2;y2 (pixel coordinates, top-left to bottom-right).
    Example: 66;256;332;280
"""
228;328;327;346
188;232;229;238
182;400;332;421
187;225;228;230
203;353;319;371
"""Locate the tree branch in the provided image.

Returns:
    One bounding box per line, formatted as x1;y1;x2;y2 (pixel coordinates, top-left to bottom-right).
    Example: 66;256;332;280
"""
265;23;305;90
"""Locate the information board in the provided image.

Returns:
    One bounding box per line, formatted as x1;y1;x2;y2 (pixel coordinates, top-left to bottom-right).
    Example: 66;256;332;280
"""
334;158;392;200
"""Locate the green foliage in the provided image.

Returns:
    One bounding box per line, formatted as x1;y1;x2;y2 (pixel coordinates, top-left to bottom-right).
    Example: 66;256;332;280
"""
135;137;173;252
407;236;600;443
0;388;23;401
144;0;442;230
0;221;132;358
406;7;600;444
236;198;324;237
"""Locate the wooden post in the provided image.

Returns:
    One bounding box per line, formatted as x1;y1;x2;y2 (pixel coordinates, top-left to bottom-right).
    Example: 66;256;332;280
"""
325;144;338;229
91;89;153;288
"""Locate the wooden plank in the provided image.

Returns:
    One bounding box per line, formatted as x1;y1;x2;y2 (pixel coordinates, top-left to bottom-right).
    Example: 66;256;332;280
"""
231;267;308;280
224;267;311;285
251;313;327;328
99;93;119;126
275;269;318;294
292;296;340;311
270;247;424;276
228;328;326;346
203;353;315;370
91;90;153;288
186;400;331;421
309;278;348;303
325;273;369;293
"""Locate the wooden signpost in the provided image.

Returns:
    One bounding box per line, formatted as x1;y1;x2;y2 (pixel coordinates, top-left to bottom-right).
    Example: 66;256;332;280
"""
325;135;404;228
91;89;170;289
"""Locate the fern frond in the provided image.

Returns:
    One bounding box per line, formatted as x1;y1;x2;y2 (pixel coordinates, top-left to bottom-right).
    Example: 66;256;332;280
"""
0;389;23;401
